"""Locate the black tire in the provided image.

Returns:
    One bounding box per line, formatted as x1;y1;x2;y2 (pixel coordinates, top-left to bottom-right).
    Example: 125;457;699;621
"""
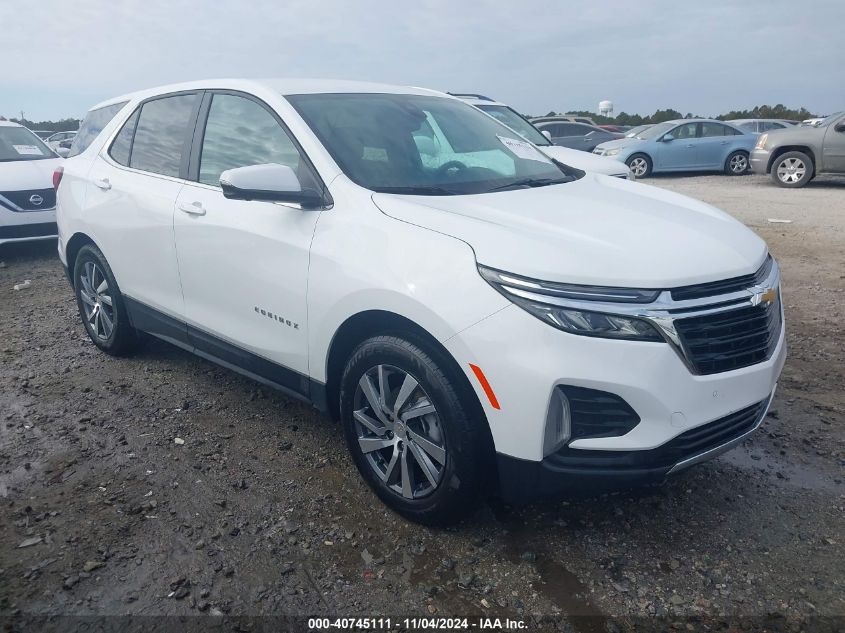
626;153;652;178
770;151;814;188
724;150;750;175
73;244;138;356
339;335;487;525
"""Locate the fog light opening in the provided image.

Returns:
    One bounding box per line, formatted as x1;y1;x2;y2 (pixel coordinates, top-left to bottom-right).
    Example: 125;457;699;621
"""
543;388;572;456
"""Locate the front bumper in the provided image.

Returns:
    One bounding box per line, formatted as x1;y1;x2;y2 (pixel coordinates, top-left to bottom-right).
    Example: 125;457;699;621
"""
496;390;774;501
0;205;57;245
750;148;771;174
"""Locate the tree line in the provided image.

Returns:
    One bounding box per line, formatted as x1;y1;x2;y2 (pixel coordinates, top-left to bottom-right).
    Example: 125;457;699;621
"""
537;104;819;125
0;116;80;132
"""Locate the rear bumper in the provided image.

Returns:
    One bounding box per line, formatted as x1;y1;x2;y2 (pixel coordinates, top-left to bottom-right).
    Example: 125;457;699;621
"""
750;149;771;174
496;390;774;502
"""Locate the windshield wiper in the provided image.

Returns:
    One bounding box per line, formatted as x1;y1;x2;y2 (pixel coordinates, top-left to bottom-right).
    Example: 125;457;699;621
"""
485;177;565;193
376;185;461;196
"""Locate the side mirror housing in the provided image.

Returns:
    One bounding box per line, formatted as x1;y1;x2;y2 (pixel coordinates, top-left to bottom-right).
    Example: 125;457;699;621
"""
542;130;552;140
220;163;324;208
56;147;70;158
662;134;675;142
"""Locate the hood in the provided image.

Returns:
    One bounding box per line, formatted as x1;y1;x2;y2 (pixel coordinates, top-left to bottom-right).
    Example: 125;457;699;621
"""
372;174;767;288
594;137;645;152
0;158;63;191
540;145;629;177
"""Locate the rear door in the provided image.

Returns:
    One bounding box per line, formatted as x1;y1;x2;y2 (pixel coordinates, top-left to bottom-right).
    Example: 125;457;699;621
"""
697;122;739;169
173;91;325;394
655;122;699;170
84;92;201;336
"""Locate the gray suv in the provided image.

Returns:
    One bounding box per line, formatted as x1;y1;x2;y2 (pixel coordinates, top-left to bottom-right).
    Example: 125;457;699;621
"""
750;111;845;187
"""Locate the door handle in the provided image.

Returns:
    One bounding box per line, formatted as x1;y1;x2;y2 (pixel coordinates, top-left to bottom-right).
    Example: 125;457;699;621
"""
178;201;206;216
720;141;729;145
94;178;111;191
686;144;695;148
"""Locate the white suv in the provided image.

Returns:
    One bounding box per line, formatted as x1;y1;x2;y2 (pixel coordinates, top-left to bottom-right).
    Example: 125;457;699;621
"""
56;80;785;524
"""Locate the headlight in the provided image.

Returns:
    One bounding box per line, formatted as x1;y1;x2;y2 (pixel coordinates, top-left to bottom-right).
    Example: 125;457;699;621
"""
755;134;768;150
604;148;621;156
478;265;664;342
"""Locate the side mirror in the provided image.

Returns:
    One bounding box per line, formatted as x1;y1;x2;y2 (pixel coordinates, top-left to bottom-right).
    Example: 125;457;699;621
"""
220;163;324;208
56;147;70;158
835;121;845;133
542;130;552;140
662;134;675;142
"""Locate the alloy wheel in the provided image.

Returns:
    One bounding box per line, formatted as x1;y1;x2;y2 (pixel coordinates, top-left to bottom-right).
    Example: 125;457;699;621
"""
729;153;748;173
629;157;649;177
79;261;115;340
776;157;806;184
352;364;447;499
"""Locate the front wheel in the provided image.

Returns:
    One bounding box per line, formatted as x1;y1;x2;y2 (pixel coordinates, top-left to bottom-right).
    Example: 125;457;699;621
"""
73;244;138;355
339;335;487;525
626;153;652;178
771;151;813;188
725;150;749;175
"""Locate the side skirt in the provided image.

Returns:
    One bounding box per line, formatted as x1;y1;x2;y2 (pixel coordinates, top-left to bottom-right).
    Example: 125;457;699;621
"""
123;296;329;413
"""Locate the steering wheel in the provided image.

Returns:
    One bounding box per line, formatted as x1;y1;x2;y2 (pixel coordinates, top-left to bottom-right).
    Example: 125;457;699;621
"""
436;160;468;178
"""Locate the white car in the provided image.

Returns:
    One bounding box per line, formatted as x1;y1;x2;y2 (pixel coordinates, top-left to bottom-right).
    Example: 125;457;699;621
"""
57;80;785;524
45;130;77;151
0;121;63;246
452;93;631;179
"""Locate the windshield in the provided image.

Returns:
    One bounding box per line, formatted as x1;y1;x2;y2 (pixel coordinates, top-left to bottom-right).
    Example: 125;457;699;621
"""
288;93;578;195
624;125;650;138
634;121;677;140
0;126;57;162
476;104;551;146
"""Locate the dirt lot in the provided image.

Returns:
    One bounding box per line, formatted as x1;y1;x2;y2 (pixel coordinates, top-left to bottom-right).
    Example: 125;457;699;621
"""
1;173;843;631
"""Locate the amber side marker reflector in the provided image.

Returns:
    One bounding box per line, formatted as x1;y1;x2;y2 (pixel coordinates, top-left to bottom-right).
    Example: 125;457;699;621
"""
469;364;501;410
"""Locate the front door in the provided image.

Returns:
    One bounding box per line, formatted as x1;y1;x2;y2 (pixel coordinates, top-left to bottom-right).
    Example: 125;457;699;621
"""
822;114;845;173
173;91;325;395
655;122;699;170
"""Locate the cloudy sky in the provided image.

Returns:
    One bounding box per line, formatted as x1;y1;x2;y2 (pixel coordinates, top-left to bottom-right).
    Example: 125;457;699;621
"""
2;0;843;121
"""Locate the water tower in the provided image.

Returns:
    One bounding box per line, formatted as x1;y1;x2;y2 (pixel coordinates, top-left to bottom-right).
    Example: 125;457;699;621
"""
599;100;614;116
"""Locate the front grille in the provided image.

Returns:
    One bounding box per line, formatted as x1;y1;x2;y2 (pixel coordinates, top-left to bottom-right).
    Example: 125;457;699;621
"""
671;256;773;301
674;298;782;375
0;188;56;212
545;398;767;472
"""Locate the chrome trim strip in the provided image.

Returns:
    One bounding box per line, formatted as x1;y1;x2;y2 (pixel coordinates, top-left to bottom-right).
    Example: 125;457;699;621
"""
667;389;775;474
485;259;781;374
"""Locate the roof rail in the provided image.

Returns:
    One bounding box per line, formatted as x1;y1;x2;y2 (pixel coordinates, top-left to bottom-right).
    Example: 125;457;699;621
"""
447;92;495;102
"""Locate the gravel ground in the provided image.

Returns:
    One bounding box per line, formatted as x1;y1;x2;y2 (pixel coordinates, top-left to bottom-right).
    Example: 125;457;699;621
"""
1;173;843;632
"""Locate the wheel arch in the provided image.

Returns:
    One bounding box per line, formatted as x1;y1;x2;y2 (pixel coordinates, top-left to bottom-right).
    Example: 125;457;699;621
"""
322;309;497;479
767;146;816;174
64;232;99;284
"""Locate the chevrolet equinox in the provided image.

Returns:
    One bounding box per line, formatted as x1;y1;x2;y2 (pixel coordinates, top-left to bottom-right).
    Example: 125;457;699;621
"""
56;80;786;524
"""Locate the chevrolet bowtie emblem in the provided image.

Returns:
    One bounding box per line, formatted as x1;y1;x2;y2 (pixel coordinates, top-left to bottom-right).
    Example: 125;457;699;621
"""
751;287;777;306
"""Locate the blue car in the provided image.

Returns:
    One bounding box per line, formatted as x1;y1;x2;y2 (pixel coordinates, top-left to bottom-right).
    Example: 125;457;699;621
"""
593;119;757;178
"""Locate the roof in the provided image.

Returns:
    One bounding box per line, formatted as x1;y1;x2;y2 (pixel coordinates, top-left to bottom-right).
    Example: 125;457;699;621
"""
0;120;23;127
88;78;449;112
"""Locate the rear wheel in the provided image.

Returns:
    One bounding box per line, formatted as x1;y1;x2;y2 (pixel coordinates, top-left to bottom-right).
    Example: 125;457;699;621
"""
73;244;138;355
626;153;652;178
339;335;486;525
725;150;749;175
771;151;813;188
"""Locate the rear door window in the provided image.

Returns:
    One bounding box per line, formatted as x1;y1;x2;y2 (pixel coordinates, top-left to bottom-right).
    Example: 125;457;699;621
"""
130;94;199;178
68;101;127;157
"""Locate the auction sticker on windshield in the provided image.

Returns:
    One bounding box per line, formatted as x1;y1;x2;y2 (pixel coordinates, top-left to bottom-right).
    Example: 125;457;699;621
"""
497;135;551;163
13;145;44;155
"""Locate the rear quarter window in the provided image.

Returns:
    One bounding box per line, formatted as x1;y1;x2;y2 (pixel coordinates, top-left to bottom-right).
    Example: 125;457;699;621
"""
68;101;128;157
